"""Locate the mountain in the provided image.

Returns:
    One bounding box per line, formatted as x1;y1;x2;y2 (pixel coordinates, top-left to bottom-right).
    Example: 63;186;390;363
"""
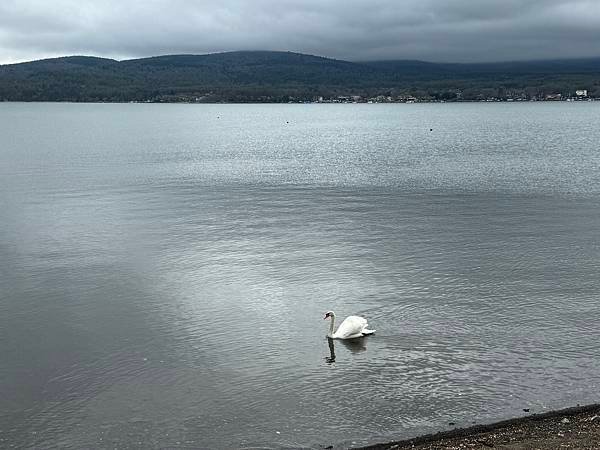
1;51;599;102
367;58;600;76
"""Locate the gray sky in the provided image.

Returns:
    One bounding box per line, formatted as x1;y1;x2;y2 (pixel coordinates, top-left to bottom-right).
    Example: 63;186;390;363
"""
1;0;599;64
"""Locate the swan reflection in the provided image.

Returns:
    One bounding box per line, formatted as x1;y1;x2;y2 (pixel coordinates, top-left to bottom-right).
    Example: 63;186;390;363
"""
325;336;368;364
325;338;336;363
340;337;368;353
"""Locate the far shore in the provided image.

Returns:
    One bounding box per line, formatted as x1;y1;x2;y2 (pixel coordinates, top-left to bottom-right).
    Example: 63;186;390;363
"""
358;403;600;450
0;98;598;105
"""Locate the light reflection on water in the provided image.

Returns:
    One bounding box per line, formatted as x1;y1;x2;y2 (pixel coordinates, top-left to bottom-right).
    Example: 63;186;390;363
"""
0;103;599;449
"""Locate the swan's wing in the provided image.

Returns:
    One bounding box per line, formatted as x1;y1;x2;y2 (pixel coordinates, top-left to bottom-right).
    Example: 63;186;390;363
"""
334;315;368;339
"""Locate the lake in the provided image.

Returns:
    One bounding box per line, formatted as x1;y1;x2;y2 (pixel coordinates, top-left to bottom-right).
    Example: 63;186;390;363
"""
1;102;599;449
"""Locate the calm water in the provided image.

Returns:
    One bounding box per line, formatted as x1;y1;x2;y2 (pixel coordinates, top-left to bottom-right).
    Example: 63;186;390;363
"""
1;103;599;449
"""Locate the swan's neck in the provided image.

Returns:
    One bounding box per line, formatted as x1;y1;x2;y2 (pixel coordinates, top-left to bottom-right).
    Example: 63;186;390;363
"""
328;314;336;337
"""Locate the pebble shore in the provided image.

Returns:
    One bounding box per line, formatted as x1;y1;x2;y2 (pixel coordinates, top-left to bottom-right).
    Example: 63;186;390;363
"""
358;404;600;450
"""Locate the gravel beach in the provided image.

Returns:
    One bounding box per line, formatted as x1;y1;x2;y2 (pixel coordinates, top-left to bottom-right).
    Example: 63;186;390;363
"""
358;404;600;450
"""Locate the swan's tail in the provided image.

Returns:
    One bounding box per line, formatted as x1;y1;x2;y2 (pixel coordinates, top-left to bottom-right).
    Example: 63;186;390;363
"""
362;328;376;336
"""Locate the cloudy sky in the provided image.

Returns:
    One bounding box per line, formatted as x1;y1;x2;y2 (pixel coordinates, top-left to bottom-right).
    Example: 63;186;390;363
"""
1;0;599;64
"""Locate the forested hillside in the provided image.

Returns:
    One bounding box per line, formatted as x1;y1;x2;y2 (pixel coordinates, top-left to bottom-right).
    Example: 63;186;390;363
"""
1;51;598;102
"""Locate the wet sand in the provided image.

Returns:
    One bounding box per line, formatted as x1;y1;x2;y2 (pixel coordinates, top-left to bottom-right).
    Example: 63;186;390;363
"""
359;404;600;450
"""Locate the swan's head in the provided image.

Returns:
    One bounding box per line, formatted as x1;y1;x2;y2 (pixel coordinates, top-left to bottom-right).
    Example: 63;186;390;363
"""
324;311;335;320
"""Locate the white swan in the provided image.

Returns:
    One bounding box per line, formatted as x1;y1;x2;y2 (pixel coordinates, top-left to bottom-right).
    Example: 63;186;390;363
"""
324;311;375;339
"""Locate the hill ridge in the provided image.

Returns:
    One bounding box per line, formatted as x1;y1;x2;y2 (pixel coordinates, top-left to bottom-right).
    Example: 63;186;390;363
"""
1;50;598;102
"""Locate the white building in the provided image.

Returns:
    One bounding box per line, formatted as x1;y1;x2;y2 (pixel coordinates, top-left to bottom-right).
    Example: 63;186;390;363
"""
575;89;588;97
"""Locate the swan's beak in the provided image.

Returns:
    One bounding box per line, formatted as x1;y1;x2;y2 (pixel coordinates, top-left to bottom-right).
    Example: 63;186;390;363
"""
324;313;330;320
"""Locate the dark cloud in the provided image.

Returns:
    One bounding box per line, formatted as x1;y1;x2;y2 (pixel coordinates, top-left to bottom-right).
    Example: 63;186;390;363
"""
1;0;599;64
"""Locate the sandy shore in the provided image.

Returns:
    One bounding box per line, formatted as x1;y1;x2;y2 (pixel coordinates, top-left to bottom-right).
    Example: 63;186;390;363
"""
358;404;600;449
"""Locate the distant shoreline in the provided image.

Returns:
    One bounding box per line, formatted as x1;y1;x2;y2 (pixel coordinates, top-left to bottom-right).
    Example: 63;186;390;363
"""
358;403;600;449
1;98;597;105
